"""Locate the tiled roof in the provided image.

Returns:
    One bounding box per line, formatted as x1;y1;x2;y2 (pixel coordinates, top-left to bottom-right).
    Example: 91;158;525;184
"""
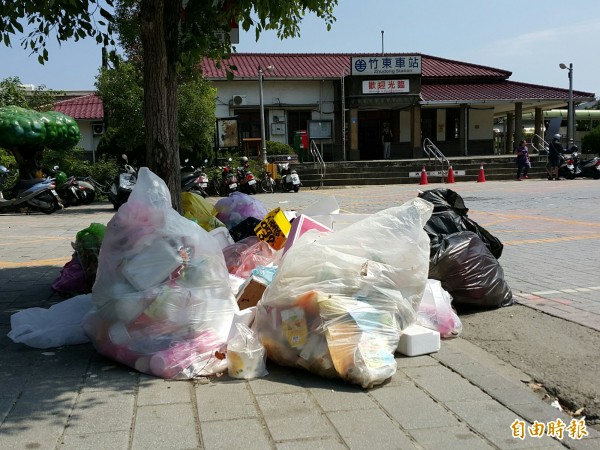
200;53;510;80
54;93;103;120
421;81;595;103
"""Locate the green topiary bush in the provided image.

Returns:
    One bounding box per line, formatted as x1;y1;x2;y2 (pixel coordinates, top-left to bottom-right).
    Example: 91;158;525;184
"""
582;125;600;154
266;140;294;156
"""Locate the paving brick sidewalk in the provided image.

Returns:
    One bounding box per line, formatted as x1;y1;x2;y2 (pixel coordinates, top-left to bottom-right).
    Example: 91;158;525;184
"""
1;184;599;449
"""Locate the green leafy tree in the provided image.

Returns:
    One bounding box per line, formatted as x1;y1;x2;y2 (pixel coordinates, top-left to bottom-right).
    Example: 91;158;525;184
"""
96;58;216;165
95;58;145;159
0;0;338;211
0;76;63;111
177;74;217;164
582;124;600;153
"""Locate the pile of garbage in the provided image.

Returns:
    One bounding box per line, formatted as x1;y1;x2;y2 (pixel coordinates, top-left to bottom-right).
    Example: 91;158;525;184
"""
8;168;512;388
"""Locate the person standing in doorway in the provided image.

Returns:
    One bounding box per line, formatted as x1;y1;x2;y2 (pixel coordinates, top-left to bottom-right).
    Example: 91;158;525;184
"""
381;123;393;159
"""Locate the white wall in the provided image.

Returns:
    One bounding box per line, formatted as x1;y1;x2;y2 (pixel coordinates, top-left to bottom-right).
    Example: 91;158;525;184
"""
469;109;494;140
399;110;411;142
213;79;336;144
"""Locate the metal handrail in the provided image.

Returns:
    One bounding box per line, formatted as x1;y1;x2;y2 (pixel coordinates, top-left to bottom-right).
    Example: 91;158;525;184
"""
530;134;549;155
531;134;550;163
309;139;326;189
422;138;450;175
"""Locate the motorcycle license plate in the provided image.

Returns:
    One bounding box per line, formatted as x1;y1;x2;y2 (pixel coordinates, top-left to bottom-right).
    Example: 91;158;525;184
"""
200;183;208;188
248;179;256;185
291;175;300;184
230;183;238;189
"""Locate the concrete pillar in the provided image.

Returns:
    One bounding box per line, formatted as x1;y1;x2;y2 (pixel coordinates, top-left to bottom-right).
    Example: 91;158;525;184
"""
349;107;359;160
534;107;543;147
411;105;422;157
505;112;514;153
514;102;523;145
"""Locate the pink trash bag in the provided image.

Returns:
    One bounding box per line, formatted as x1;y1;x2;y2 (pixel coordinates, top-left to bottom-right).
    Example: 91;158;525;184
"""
222;236;277;279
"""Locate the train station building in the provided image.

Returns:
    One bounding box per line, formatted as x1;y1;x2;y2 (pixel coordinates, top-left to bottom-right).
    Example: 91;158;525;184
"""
200;53;595;161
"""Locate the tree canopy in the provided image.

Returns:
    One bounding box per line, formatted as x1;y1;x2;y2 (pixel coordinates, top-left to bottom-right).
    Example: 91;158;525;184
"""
1;0;338;211
96;57;217;165
0;76;62;111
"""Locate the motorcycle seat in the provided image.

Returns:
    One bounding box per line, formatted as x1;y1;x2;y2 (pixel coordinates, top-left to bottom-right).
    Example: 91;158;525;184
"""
16;178;48;189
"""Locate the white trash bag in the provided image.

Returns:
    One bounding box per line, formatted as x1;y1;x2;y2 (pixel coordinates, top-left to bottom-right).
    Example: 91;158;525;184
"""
255;198;433;388
83;168;238;379
8;294;93;349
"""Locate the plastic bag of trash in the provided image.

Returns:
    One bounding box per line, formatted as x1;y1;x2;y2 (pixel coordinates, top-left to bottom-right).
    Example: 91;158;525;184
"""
214;192;268;229
417;280;462;338
182;192;225;232
52;255;90;296
222;236;278;278
73;222;106;283
428;231;513;308
418;188;503;259
227;323;268;379
84;168;238;379
255;198;433;388
8;294;92;348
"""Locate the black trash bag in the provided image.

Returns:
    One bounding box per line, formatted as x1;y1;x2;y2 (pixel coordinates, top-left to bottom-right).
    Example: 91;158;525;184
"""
419;188;503;259
428;231;513;308
228;216;262;242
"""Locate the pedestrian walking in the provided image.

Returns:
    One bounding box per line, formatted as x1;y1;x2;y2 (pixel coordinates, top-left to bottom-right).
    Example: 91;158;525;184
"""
515;140;530;180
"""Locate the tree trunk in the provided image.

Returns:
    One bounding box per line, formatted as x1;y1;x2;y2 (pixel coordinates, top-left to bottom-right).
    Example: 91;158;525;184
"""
140;0;182;212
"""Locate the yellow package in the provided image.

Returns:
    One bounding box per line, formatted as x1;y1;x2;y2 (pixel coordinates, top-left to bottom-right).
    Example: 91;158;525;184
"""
254;207;291;250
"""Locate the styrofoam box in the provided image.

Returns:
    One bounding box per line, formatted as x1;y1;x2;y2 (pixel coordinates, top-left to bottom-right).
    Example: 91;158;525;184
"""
397;324;441;356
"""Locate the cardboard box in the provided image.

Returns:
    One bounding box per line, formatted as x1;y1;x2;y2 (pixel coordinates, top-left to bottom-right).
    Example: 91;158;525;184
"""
236;276;268;310
282;214;333;254
254;207;291;250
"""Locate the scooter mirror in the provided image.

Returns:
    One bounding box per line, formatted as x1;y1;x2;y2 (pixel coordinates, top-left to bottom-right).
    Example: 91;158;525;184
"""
228;157;232;162
184;158;189;164
54;165;59;170
204;159;208;164
122;154;128;162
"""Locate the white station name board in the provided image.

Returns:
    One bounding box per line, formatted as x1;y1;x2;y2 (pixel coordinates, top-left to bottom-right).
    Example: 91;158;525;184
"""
362;79;409;94
351;55;422;76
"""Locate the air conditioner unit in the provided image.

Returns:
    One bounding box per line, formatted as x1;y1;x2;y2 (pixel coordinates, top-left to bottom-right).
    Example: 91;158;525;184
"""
232;94;247;106
92;123;105;135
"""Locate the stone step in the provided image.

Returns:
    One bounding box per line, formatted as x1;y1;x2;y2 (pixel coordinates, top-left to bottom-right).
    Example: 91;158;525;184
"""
289;155;551;187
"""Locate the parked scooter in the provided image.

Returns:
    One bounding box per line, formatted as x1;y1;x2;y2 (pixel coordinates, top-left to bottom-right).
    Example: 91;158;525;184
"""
0;165;62;214
570;147;600;179
108;154;137;210
219;158;238;196
49;166;83;207
76;176;109;203
181;159;209;197
278;157;301;192
75;178;96;204
558;153;576;180
236;156;257;195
